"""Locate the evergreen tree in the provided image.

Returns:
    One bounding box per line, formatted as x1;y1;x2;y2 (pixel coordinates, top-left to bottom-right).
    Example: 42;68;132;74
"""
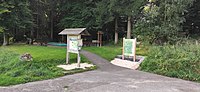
0;0;34;45
58;0;98;29
95;0;145;43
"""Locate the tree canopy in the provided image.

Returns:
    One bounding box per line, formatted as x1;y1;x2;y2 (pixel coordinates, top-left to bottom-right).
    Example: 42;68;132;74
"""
135;0;195;44
0;0;199;45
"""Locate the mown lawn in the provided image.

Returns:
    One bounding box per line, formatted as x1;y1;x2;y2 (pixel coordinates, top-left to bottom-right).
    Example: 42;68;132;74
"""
0;45;94;86
83;45;148;61
83;46;122;61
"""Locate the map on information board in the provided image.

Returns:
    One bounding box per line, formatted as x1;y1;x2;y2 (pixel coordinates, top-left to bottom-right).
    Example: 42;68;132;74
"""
69;38;79;53
123;38;136;56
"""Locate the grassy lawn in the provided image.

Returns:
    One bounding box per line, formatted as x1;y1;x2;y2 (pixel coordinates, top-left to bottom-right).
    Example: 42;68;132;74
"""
83;46;122;61
83;45;148;61
0;45;94;86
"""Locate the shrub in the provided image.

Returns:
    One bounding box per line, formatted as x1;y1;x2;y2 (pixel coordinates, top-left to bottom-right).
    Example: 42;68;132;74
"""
140;44;200;82
134;0;194;44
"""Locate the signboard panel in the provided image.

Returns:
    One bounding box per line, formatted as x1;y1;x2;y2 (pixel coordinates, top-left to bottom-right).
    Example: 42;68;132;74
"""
123;38;136;56
66;35;83;67
68;38;79;53
122;38;136;62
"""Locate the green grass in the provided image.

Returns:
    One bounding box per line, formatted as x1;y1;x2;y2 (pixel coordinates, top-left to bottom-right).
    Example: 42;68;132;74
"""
140;44;200;82
0;45;94;86
84;44;200;82
83;46;122;61
83;45;148;61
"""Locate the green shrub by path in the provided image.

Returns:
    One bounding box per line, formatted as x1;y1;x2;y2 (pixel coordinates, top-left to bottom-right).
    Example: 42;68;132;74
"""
140;45;200;82
0;45;93;86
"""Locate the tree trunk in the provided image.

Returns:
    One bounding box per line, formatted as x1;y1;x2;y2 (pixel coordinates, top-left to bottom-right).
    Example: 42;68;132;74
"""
30;27;34;44
30;28;34;39
50;10;54;40
36;0;39;39
3;32;8;46
114;18;118;44
127;16;131;39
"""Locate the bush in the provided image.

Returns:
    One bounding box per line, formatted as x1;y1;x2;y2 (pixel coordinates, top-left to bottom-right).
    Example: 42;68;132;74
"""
134;0;194;44
140;44;200;82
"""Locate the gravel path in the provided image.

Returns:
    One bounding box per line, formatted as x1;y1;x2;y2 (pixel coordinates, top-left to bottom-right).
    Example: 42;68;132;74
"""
0;50;200;92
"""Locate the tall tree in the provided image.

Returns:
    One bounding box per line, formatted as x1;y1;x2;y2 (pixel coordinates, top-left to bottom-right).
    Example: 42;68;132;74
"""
0;1;11;31
58;0;98;29
49;0;55;40
0;1;11;45
95;0;145;43
0;0;34;45
30;0;49;39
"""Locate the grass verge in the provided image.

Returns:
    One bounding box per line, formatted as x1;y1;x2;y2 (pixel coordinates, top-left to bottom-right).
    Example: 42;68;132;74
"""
140;44;200;82
83;45;148;61
84;44;200;82
0;45;95;86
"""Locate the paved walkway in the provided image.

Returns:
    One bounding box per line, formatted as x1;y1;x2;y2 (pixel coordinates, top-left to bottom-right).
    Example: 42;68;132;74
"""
1;50;200;92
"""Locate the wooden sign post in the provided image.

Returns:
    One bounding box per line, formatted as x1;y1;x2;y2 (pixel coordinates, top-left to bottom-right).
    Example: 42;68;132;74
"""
59;28;89;67
97;31;103;47
66;35;82;67
122;38;137;62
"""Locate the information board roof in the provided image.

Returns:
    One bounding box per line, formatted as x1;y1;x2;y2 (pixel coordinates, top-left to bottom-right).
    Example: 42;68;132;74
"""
59;28;90;35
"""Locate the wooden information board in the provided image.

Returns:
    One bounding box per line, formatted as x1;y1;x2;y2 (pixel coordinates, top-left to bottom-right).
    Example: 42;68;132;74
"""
66;35;82;67
58;28;89;67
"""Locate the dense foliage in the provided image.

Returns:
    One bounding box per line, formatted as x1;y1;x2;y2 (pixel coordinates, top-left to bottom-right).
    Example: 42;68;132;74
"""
58;0;98;29
183;0;200;35
140;44;200;82
0;0;199;45
94;0;145;27
0;0;34;45
0;0;147;45
135;0;194;44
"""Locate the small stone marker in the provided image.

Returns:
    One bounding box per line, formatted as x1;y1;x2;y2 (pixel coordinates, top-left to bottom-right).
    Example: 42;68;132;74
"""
20;53;33;61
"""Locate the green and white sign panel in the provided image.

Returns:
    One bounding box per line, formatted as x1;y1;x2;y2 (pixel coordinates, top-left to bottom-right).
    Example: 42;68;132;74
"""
66;35;83;67
123;38;136;58
124;39;133;56
69;38;79;53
